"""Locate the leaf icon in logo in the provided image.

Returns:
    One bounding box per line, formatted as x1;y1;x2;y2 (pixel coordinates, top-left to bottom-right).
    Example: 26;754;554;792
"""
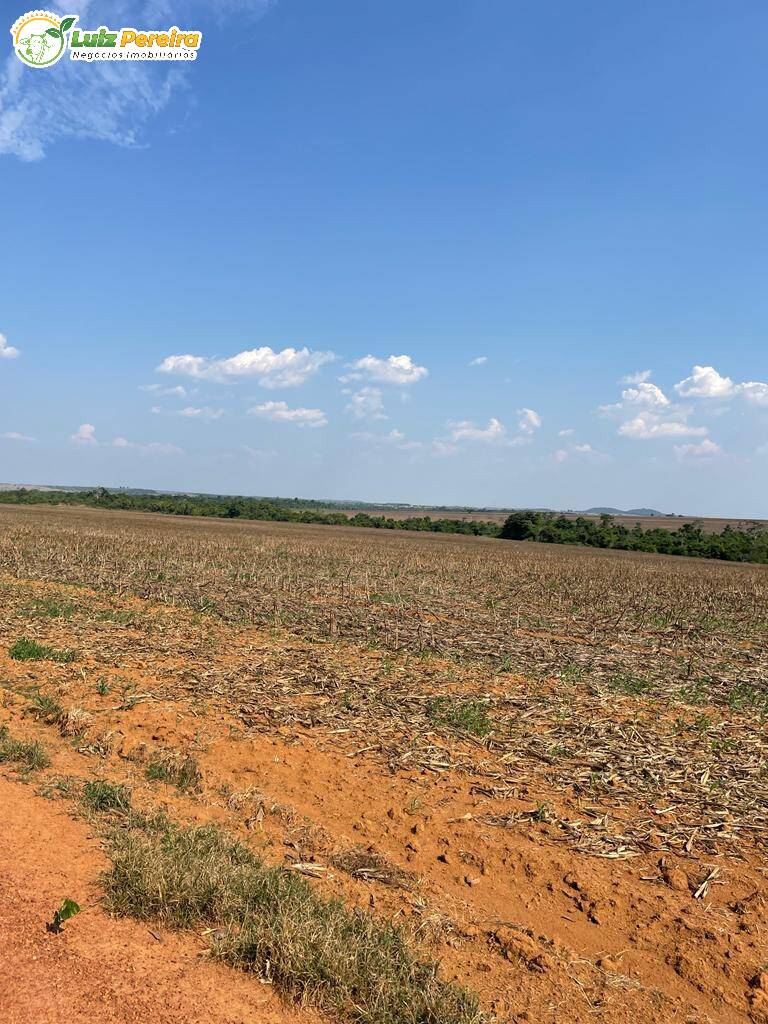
45;27;62;38
59;16;77;33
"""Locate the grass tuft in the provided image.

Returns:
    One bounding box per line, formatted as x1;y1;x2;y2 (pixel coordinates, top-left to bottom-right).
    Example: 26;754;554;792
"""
10;637;76;663
0;724;50;772
82;779;132;813
145;750;202;793
427;697;492;737
102;816;482;1024
27;691;66;725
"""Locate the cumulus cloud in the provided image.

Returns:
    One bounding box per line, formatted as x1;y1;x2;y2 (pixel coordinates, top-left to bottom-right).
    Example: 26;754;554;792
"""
70;421;180;452
341;354;428;386
600;381;670;413
619;370;652;385
468;356;488;366
0;333;20;359
673;438;722;460
345;386;386;421
738;381;768;406
1;431;34;442
618;412;708;440
71;423;97;445
673;364;768;407
248;400;327;428
674;365;735;400
449;417;507;443
158;345;335;389
558;428;575;437
517;408;542;434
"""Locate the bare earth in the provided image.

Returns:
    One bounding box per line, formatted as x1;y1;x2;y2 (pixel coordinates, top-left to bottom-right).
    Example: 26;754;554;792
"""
0;504;766;1023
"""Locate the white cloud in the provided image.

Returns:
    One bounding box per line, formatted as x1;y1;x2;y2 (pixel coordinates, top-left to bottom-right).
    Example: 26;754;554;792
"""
177;406;224;420
1;431;34;442
0;333;19;359
158;346;335;388
69;422;180;453
341;354;428;386
622;382;669;407
553;442;610;463
674;365;736;399
600;381;669;413
449;416;507;443
518;408;542;433
112;437;183;456
674;438;722;460
248;400;327;428
351;428;423;452
619;370;652;385
558;427;575;437
71;423;97;445
739;381;768;406
139;383;189;397
345;386;387;421
468;356;488;366
619;412;708;440
673;364;768;407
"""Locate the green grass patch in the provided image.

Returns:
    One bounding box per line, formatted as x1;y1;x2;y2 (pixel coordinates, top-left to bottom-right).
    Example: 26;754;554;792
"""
9;637;76;663
23;598;78;619
102;815;482;1024
0;724;50;772
82;779;132;814
427;697;492;737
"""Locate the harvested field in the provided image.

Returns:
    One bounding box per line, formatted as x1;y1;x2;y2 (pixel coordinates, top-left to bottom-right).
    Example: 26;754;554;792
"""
0;502;767;1023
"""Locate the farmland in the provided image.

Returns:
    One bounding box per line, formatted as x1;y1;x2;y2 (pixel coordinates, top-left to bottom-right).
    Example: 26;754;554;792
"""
0;502;767;1023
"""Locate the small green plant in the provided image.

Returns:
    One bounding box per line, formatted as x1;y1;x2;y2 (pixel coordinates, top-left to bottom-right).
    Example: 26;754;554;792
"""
145;751;202;793
531;801;554;823
10;638;76;663
427;697;492;737
0;725;50;771
82;779;132;813
37;775;78;800
24;598;77;619
95;679;111;696
46;898;81;934
606;672;652;696
27;691;66;725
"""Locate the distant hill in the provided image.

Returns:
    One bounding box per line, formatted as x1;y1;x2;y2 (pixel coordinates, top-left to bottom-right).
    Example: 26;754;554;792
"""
583;507;665;517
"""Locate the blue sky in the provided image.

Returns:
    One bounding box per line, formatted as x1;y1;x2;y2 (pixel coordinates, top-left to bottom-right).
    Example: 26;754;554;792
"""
1;0;767;515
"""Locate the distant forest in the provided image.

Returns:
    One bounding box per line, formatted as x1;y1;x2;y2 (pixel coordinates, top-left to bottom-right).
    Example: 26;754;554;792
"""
1;488;766;563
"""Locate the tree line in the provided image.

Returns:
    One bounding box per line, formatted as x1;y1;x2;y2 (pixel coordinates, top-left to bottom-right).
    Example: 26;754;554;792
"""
499;510;768;563
0;488;765;562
